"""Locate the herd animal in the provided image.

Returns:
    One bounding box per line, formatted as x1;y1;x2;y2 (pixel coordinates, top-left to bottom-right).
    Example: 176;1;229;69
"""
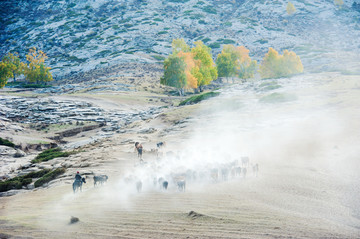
94;175;108;187
73;155;259;194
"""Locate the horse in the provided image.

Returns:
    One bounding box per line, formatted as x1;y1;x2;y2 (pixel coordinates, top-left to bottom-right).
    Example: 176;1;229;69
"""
136;180;142;193
73;177;86;193
177;180;186;192
221;167;229;181
253;164;259;177
94;175;108;187
241;157;250;167
162;181;168;190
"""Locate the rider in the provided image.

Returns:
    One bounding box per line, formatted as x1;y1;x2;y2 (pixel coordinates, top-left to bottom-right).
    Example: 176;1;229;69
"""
75;171;82;182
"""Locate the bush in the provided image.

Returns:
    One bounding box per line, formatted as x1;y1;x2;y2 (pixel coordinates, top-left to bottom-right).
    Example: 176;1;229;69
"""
34;168;66;188
179;91;220;106
203;6;217;14
21;84;51;88
208;42;221;49
0;177;32;192
31;147;72;164
259;92;297;103
23;169;52;179
0;137;15;148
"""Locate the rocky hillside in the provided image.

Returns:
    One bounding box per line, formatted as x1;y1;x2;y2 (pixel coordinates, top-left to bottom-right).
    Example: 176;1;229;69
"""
1;0;359;79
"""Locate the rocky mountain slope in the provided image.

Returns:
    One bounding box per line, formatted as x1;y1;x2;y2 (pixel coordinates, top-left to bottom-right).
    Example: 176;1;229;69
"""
1;0;359;79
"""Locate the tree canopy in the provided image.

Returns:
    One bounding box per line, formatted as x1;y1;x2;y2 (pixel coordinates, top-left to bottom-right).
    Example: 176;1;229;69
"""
25;47;53;83
259;48;303;79
216;45;257;79
161;54;187;96
2;52;26;82
161;39;217;94
191;41;217;91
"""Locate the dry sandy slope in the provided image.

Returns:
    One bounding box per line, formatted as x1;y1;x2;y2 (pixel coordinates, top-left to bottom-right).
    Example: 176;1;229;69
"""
0;161;359;239
1;72;360;238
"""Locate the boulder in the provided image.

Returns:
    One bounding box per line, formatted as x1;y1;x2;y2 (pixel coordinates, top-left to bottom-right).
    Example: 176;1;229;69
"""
0;146;17;156
14;149;26;158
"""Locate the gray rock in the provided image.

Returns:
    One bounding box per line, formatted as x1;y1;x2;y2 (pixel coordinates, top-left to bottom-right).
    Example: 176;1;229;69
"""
14;149;26;158
0;146;17;156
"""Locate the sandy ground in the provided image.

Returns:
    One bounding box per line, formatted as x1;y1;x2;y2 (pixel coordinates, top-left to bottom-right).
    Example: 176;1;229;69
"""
1;72;360;238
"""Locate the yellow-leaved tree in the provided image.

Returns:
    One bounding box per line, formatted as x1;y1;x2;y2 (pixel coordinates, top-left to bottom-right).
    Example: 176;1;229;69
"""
286;2;296;15
191;41;218;92
161;39;217;94
259;48;303;79
0;61;13;88
334;0;344;7
25;47;53;84
177;51;198;89
2;52;26;83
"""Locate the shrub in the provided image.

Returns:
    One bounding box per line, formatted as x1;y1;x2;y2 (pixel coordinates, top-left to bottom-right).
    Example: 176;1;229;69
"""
259;92;297;103
203;6;217;14
0;177;32;192
0;137;15;148
179;91;220;106
208;42;220;49
23;169;52;179
34;168;66;188
31;147;72;164
152;55;165;61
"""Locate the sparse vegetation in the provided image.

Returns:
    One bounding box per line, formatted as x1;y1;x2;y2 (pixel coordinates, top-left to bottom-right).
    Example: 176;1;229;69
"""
0;169;51;192
31;147;73;164
0;177;32;192
259;92;297;103
179;91;220;106
34;168;66;188
0;137;15;148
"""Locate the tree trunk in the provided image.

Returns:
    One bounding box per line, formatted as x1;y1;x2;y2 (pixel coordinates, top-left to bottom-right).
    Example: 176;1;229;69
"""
199;85;203;92
181;88;185;96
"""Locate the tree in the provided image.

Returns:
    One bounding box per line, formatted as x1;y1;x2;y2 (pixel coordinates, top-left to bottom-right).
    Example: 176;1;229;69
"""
334;0;344;7
216;52;234;78
234;46;257;79
177;51;198;89
286;2;296;15
191;41;218;91
259;47;303;79
24;47;53;84
172;38;190;54
216;45;257;81
0;61;13;88
161;55;187;96
2;52;26;83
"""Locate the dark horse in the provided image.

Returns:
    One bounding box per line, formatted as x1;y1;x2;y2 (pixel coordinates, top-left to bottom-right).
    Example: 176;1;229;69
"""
73;177;86;193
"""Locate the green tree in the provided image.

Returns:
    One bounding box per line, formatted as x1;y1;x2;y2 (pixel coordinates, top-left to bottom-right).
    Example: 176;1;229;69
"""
216;52;234;78
216;45;257;82
2;52;25;83
0;61;13;88
191;41;217;91
24;47;53;84
161;55;187;96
